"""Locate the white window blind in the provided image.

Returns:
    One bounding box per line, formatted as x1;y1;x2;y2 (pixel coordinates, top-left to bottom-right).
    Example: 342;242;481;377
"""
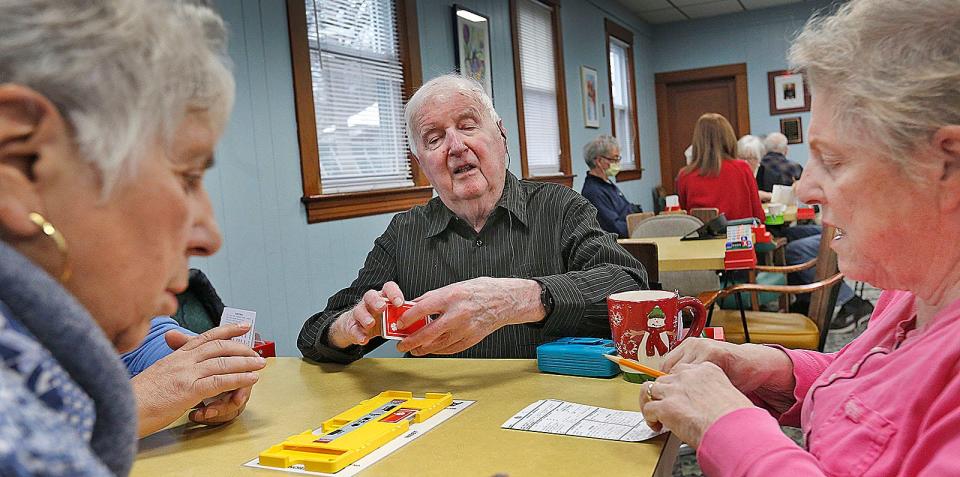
305;0;413;193
517;0;562;177
608;37;635;171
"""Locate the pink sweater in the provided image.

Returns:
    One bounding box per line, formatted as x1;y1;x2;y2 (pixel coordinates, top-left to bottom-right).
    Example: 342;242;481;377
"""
698;290;960;476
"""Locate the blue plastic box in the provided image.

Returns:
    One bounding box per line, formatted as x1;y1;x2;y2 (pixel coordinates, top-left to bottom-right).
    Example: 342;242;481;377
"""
536;337;620;378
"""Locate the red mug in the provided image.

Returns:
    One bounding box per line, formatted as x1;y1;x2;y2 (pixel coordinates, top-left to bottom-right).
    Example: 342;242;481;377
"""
607;290;706;382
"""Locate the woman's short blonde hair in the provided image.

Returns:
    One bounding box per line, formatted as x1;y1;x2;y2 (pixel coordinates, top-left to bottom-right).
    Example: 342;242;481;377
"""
685;113;737;177
789;0;960;173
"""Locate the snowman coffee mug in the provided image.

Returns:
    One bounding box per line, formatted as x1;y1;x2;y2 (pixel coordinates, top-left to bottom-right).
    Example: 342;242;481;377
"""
607;290;706;382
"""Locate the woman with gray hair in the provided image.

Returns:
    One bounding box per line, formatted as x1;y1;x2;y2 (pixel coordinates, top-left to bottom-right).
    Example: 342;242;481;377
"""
581;135;643;237
736;135;772;202
0;1;262;474
638;1;960;475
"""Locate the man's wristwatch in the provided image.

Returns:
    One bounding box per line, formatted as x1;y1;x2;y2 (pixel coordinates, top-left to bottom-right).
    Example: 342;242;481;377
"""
535;280;555;318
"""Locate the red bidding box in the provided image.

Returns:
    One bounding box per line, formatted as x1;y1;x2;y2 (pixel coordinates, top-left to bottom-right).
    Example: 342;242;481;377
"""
253;340;276;358
724;248;757;270
704;327;725;341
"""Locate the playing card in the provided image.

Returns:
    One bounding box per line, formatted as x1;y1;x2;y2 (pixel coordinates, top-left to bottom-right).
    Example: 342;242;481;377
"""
381;301;432;340
220;306;257;348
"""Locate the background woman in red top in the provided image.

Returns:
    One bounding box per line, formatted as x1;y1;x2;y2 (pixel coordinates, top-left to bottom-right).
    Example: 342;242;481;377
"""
676;113;765;221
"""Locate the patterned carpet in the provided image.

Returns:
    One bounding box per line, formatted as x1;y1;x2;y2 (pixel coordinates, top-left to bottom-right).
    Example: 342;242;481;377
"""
671;279;881;476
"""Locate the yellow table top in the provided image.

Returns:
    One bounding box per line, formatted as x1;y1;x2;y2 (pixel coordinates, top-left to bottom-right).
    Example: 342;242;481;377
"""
133;358;678;477
618;236;727;272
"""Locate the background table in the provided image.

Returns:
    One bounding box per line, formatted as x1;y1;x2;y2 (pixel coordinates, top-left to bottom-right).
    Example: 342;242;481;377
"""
618;237;726;272
134;358;679;477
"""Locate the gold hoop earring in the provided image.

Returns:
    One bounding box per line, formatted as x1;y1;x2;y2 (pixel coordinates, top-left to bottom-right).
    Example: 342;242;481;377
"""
27;212;72;283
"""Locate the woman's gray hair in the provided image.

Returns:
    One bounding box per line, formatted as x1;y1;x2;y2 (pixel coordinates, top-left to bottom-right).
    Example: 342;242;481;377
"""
789;0;960;174
737;135;766;163
404;74;500;157
583;135;620;169
0;0;235;195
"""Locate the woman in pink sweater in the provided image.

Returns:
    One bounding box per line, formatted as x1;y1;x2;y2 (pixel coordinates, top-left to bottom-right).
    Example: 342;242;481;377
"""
639;1;960;475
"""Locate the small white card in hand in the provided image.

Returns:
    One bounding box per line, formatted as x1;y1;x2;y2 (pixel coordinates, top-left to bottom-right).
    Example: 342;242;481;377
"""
220;307;256;348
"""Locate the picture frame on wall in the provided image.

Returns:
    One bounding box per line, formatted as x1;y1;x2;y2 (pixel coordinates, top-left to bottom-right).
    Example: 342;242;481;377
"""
453;5;493;98
780;116;803;144
767;69;811;115
580;66;600;128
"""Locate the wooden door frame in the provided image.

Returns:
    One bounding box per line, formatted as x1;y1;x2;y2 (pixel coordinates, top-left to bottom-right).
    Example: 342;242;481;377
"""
654;63;750;193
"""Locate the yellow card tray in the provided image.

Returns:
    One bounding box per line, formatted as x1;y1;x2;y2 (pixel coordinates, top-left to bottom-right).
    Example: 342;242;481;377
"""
258;390;453;473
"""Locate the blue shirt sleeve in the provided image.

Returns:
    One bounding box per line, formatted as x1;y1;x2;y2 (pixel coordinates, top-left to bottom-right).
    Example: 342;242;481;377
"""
120;317;196;377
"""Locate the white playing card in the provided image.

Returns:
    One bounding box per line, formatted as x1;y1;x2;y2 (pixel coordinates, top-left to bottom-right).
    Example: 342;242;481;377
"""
220;307;256;348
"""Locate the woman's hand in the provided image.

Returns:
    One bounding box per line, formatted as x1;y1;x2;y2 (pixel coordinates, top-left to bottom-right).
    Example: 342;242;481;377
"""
639;362;754;448
662;338;796;397
131;323;266;437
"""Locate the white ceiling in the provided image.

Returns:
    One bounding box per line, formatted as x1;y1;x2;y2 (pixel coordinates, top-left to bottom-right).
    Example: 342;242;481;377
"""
617;0;805;24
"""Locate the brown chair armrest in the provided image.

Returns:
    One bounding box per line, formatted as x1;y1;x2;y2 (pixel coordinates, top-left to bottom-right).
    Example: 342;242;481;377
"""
716;272;844;299
697;290;722;308
754;257;818;274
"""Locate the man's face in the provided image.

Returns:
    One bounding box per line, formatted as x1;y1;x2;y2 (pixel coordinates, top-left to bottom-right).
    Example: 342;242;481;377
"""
412;92;507;210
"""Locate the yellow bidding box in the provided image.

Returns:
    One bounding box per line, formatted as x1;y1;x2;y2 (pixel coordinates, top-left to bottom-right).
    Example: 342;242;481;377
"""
258;391;453;473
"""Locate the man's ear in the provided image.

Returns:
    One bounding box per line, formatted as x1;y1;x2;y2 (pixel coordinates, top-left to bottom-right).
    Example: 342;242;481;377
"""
0;84;64;239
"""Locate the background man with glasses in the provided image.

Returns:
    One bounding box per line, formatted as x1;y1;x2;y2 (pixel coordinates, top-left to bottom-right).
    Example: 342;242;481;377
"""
581;135;643;237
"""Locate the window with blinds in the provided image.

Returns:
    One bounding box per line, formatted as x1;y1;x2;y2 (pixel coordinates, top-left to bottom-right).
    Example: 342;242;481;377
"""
305;0;412;193
608;37;635;171
515;0;562;177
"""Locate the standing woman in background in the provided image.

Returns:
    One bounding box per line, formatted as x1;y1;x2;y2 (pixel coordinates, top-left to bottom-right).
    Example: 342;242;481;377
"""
0;0;251;474
676;114;765;221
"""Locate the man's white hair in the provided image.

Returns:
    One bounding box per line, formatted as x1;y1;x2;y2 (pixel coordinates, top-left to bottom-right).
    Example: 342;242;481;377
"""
0;0;235;195
583;135;620;169
763;133;788;155
737;135;766;163
404;74;500;158
789;0;960;175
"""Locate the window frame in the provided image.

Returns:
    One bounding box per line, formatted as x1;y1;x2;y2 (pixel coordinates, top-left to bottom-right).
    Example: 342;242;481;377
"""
604;18;642;182
286;0;432;223
509;0;573;188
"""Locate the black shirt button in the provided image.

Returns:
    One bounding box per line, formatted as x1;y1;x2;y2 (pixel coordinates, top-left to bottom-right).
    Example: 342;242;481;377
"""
475;239;483;247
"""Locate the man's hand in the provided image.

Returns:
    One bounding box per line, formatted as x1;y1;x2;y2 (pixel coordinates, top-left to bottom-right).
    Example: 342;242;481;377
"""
327;281;406;349
131;323;266;437
394;277;544;356
639;362;754;448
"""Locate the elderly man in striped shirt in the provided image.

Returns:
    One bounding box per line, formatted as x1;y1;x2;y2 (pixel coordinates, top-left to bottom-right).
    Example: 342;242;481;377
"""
298;74;647;363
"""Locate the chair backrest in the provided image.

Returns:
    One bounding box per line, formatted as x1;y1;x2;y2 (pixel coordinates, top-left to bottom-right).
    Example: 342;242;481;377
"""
689;207;719;225
808;226;844;350
171;269;225;334
626;212;655;237
620;242;659;288
652;185;667;214
630;214;703;238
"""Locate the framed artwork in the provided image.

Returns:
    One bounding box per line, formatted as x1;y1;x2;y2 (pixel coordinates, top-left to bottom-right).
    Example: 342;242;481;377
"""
580;66;600;128
780;116;803;144
767;69;811;115
453;5;493;97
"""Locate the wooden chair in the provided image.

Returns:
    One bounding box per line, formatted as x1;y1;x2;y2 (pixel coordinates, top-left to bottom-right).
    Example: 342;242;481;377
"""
626;212;655;238
620;242;660;290
689;207;719;225
699;226;844;351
